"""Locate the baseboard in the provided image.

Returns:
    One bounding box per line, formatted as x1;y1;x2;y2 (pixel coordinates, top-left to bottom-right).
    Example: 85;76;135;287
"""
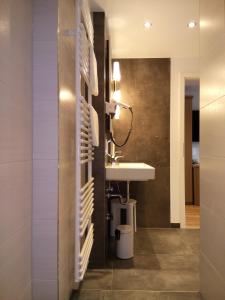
170;223;181;228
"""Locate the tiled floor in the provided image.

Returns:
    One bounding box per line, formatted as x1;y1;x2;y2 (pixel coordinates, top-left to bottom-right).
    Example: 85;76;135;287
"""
72;229;201;300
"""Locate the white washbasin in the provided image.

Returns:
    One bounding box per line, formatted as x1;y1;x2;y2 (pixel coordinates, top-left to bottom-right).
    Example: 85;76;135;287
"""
106;162;155;181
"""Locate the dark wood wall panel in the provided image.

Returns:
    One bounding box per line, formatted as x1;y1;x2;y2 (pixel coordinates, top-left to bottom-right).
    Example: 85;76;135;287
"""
113;58;171;227
91;12;106;266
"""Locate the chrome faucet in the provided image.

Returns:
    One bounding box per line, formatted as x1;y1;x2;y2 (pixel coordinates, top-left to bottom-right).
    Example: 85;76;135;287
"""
114;154;124;163
106;151;124;165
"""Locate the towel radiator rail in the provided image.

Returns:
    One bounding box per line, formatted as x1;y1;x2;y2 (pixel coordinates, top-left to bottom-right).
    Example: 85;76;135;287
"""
75;0;95;282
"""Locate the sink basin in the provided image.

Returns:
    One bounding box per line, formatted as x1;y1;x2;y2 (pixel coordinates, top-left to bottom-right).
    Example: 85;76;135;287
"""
106;162;155;181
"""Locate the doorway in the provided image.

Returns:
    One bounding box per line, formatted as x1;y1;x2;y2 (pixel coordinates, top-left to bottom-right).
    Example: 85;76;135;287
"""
184;79;200;229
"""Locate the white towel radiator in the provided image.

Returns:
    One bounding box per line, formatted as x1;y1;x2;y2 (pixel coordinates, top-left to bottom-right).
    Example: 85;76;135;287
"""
74;0;95;283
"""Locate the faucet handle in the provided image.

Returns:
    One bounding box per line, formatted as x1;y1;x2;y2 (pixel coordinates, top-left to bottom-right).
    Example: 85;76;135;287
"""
114;155;124;163
106;153;113;163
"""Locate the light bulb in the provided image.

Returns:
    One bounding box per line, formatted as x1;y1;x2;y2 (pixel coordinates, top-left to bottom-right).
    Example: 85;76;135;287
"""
59;89;73;102
114;105;120;120
113;61;121;81
187;21;197;28
112;90;122;102
144;21;152;29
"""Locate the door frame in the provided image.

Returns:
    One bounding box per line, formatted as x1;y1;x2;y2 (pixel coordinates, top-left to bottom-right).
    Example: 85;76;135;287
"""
179;72;199;228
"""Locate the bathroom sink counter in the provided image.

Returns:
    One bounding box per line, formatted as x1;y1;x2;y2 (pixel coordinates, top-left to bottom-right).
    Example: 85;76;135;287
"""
106;162;155;181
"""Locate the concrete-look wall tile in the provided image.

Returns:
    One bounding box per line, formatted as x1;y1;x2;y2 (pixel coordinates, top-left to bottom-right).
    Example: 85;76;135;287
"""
0;0;10;60
113;58;170;228
200;0;225;107
32;279;58;300
32;0;59;298
0;161;32;245
0;224;31;300
201;96;225;158
58;98;75;162
200;50;225;108
33;100;58;160
10;0;32;64
32;219;57;280
134;167;170;227
0;56;10;85
58;0;76;298
0;80;32;163
19;282;32;300
0;0;32;298
200;252;225;300
33;41;57;69
200;0;225;297
200;157;225;219
200;0;225;58
33;66;58;101
33;159;58;220
200;205;225;281
33;0;58;42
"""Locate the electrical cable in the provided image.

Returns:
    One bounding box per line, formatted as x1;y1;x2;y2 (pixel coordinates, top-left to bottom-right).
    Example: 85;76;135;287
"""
110;107;133;147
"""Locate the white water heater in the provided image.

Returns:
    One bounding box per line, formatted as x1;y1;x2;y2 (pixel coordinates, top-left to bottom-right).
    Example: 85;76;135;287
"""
110;198;137;237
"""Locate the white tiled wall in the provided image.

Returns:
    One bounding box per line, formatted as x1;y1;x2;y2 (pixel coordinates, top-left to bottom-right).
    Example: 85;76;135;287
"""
32;0;58;299
0;0;32;299
200;0;225;299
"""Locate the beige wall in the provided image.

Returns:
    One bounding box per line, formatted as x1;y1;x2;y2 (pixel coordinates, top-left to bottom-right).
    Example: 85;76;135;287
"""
32;0;59;299
0;0;32;299
200;0;225;299
58;0;76;298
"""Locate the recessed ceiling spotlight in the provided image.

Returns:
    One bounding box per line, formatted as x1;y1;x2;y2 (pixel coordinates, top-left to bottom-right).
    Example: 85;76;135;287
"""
144;21;152;29
187;20;197;28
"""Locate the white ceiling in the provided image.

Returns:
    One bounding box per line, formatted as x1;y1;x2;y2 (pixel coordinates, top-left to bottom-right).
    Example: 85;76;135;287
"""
90;0;199;58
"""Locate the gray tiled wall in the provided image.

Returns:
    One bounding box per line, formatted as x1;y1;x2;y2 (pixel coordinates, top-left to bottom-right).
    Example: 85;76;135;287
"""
113;58;171;228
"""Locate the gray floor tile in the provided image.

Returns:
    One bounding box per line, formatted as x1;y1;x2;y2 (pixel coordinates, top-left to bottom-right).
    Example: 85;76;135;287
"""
134;229;155;255
135;229;195;256
102;290;158;300
102;291;201;300
71;290;202;300
113;254;198;272
154;254;199;271
112;255;160;270
180;230;200;255
80;269;113;290
71;289;102;300
80;229;200;296
155;292;202;300
112;269;199;291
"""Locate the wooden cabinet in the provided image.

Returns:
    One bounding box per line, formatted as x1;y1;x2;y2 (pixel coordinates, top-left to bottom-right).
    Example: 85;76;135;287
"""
185;95;200;206
185;96;193;204
192;164;200;205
